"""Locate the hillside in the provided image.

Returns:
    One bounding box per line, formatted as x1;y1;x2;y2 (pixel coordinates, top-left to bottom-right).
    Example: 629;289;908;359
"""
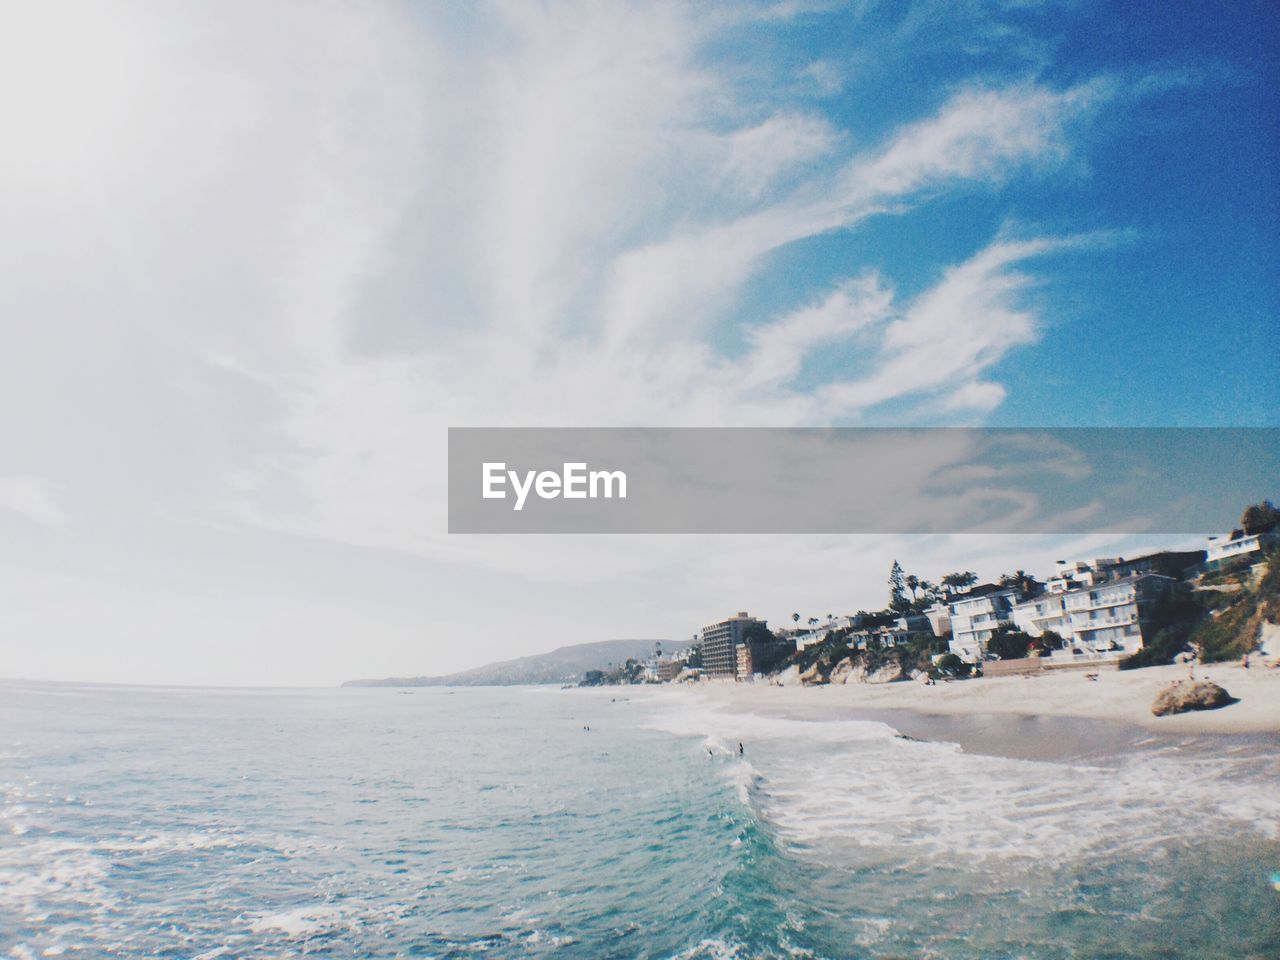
342;638;671;687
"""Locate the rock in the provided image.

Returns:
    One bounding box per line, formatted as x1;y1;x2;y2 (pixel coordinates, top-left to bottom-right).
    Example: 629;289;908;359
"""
799;662;827;686
829;658;855;685
867;663;904;684
1151;680;1238;717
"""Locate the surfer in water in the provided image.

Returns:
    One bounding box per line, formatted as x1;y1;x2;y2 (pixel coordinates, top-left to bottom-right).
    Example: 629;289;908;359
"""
738;742;744;756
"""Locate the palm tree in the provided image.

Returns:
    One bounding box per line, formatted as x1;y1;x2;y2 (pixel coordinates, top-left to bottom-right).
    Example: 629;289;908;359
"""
905;575;920;600
792;612;800;624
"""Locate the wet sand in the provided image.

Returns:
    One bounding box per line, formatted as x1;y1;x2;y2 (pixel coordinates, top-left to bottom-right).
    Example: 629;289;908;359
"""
690;659;1280;759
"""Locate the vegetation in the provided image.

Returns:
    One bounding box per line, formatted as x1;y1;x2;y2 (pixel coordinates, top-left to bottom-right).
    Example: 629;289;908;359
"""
935;653;972;678
1120;546;1278;668
941;571;978;593
985;624;1035;661
1193;550;1279;662
1241;499;1280;535
1198;555;1255;586
888;560;910;613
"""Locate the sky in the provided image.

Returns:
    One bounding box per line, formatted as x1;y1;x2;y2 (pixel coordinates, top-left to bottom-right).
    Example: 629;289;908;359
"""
1;0;1276;686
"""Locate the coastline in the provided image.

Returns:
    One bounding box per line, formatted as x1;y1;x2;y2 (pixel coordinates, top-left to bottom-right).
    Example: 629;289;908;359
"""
688;659;1280;742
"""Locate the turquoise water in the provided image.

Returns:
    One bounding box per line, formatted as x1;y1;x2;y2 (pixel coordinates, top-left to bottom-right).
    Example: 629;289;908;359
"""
2;682;1278;958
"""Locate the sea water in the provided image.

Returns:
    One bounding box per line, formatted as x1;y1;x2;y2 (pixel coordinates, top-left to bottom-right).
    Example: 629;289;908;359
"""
1;681;1277;958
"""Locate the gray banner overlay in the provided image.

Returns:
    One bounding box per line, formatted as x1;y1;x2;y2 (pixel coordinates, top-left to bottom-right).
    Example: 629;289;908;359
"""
448;428;1279;534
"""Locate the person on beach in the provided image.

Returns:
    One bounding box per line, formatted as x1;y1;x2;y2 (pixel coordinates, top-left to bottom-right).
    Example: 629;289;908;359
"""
738;742;744;756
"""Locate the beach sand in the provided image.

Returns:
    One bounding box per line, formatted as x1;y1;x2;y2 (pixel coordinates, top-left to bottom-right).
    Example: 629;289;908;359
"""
695;660;1280;740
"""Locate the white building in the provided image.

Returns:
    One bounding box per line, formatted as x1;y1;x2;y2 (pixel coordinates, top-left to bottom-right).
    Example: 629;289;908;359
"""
1011;593;1069;638
1206;530;1278;570
1011;573;1179;663
947;586;1021;662
1056;574;1177;660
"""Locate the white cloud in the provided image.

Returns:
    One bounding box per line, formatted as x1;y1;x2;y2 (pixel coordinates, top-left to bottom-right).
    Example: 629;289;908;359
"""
819;238;1062;413
0;0;1145;683
0;475;67;527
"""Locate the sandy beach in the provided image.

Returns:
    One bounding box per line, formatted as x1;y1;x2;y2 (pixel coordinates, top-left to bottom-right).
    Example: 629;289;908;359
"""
695;659;1280;737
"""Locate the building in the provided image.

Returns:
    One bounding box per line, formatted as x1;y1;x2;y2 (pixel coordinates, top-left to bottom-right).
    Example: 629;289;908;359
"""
923;602;951;638
1106;549;1205;580
1011;593;1069;638
656;656;683;682
698;611;766;678
1206;530;1278;571
947;585;1022;662
698;611;795;679
1012;573;1180;663
1056;574;1178;660
1013;550;1206;641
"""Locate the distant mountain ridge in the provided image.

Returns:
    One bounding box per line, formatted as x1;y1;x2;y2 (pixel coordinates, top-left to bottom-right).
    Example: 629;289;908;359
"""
342;638;672;687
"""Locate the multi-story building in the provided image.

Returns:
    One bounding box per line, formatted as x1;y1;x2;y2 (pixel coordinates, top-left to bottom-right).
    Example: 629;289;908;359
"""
1011;593;1069;638
1206;530;1278;570
698;611;767;678
656;656;684;682
1057;574;1178;659
1014;550;1204;642
1011;573;1179;662
923;602;951;638
947;585;1022;662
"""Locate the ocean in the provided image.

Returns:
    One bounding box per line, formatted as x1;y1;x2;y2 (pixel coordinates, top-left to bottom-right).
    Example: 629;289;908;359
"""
2;682;1278;959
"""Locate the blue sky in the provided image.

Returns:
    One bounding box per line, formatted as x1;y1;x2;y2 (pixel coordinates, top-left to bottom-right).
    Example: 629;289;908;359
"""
713;1;1279;426
0;0;1275;684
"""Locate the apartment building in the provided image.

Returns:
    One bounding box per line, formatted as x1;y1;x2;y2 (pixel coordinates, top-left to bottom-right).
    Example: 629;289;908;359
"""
1206;530;1277;570
1010;572;1179;662
1058;574;1177;658
947;585;1022;662
698;611;768;679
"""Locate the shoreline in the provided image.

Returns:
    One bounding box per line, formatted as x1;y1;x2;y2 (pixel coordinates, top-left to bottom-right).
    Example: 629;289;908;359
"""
684;659;1280;747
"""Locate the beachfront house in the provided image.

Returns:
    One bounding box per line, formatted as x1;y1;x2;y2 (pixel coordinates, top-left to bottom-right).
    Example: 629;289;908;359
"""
1205;529;1278;572
1055;574;1178;660
1011;593;1069;638
1012;572;1180;663
946;584;1022;662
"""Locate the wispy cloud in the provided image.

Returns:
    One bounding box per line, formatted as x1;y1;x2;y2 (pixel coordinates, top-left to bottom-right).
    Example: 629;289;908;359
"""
0;475;68;527
0;0;1203;682
184;3;1123;565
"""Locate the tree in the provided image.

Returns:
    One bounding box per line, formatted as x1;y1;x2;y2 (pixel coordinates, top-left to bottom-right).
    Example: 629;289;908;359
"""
1241;500;1280;535
942;571;979;594
792;612;800;624
888;560;909;612
905;574;920;601
986;625;1035;661
1034;629;1066;652
936;653;972;678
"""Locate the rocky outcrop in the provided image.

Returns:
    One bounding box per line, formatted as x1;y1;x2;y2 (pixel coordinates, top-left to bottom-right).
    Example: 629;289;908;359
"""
867;662;904;684
829;659;856;685
796;652;910;685
1151;680;1238;717
799;662;827;686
